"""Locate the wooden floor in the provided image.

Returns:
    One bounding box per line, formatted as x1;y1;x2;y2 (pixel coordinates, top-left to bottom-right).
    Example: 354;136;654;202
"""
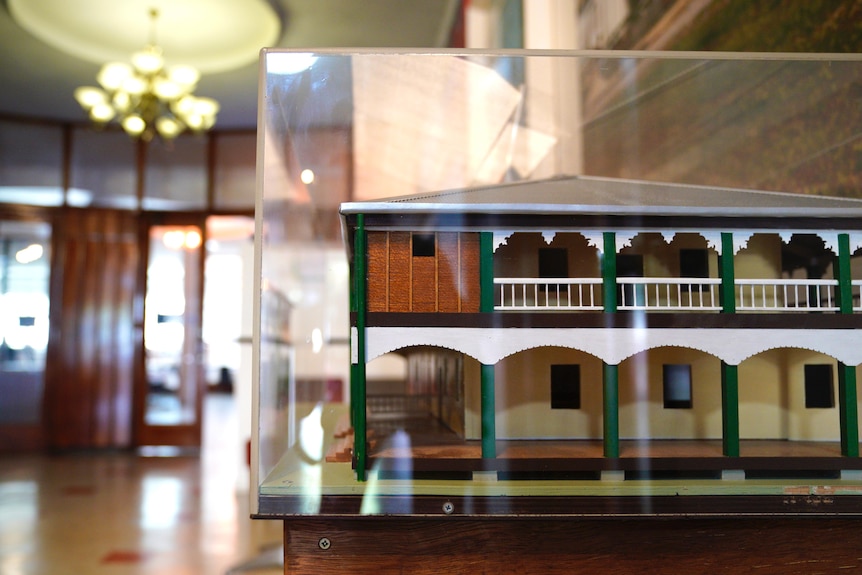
367;416;858;475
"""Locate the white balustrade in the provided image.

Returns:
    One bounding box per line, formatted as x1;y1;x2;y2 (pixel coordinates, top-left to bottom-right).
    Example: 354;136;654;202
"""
495;278;603;310
494;276;845;313
736;278;838;312
617;277;721;311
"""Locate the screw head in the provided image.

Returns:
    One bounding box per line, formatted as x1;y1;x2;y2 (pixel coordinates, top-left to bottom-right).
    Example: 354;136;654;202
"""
318;537;331;550
442;501;455;515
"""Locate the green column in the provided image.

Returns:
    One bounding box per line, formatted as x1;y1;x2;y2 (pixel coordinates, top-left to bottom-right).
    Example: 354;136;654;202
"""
719;233;736;314
603;363;619;458
721;363;740;457
601;232;619;458
836;233;859;457
719;232;740;457
839;365;859;457
602;232;617;313
480;232;495;312
479;232;496;458
352;214;368;481
481;364;496;458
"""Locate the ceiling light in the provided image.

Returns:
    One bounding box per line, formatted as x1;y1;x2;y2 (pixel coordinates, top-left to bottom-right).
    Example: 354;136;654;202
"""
74;8;219;141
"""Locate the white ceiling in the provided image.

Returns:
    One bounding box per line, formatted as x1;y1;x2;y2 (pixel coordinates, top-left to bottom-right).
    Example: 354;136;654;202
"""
0;0;461;130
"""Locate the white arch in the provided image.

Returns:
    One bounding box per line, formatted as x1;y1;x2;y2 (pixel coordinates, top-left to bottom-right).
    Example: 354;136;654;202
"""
357;326;862;367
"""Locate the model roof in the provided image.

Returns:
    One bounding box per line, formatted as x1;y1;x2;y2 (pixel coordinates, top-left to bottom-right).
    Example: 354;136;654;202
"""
340;175;862;219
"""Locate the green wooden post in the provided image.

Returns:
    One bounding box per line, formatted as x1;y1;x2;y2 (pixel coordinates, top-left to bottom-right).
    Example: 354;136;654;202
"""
839;365;859;457
601;232;619;458
480;364;496;458
719;233;736;315
479;232;496;458
836;233;859;457
721;363;740;457
602;232;617;313
719;232;740;457
603;363;619;458
353;214;368;481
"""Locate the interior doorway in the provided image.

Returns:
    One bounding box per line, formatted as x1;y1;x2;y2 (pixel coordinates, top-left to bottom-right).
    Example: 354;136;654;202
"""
0;219;51;450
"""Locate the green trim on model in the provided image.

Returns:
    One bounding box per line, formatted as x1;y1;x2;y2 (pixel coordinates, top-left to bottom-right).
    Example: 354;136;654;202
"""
721;362;740;457
481;363;496;459
479;232;496;458
479;232;494;313
719;233;739;457
838;363;859;457
603;363;619;458
720;232;736;314
354;213;367;481
837;235;858;456
601;232;617;313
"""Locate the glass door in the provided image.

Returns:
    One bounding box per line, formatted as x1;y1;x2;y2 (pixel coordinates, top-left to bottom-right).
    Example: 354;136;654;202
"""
135;215;205;447
0;219;51;450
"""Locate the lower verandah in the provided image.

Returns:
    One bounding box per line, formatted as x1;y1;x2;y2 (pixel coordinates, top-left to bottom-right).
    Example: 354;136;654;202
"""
362;416;861;478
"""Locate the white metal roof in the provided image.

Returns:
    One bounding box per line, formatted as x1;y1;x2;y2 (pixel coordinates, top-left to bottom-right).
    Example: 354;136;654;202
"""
340;176;862;219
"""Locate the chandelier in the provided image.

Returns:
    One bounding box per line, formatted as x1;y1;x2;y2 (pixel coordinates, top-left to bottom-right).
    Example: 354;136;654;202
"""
74;8;219;141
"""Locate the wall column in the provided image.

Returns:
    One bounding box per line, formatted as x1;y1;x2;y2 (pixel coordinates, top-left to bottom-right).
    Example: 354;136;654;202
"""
836;233;859;457
352;214;368;480
601;232;619;458
479;232;496;458
719;232;740;457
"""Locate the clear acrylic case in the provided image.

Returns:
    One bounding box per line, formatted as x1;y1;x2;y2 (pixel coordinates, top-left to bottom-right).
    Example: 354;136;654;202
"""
253;49;862;517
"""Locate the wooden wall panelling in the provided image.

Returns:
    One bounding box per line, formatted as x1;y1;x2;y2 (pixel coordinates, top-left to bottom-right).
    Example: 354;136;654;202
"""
459;233;480;313
436;233;460;312
411;244;437;313
388;232;411;312
366;232;388;313
44;208;138;449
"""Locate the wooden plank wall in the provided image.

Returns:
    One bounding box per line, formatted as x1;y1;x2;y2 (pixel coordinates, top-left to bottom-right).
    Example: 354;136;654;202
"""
43;208;138;449
366;232;479;313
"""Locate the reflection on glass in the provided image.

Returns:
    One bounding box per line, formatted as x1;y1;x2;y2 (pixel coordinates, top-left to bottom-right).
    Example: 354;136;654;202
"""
0;221;50;426
144;225;202;425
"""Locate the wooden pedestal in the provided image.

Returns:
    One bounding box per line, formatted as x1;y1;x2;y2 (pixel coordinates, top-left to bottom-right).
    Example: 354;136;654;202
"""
283;516;861;574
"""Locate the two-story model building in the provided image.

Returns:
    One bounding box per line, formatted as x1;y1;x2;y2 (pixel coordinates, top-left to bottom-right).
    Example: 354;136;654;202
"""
339;176;862;482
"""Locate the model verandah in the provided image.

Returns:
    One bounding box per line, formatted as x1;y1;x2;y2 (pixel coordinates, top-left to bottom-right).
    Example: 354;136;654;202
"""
339;176;862;482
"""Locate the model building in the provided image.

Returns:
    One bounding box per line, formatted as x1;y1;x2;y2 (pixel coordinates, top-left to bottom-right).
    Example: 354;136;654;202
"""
339;176;862;481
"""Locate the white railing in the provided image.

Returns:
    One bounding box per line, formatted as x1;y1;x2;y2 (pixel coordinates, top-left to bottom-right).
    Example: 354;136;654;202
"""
494;276;847;313
736;278;839;312
495;278;603;310
853;280;862;312
617;277;721;311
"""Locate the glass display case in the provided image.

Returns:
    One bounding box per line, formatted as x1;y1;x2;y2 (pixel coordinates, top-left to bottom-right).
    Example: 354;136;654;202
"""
252;49;862;518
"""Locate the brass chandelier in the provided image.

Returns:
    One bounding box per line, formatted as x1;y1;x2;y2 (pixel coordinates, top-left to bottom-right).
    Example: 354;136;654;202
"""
74;9;219;141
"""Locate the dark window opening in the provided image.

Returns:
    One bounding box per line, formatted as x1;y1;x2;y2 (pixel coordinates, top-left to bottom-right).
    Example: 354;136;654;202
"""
663;364;692;409
804;364;834;408
539;248;568;278
412;233;435;257
551;364;580;409
680;248;709;292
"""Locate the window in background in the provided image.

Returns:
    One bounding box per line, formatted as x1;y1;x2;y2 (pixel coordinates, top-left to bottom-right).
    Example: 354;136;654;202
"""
0;220;51;426
0;120;64;206
69;127;137;209
213;132;256;211
143;136;207;211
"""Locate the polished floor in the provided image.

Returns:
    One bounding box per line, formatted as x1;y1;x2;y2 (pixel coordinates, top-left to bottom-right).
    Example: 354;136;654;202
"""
0;394;283;575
